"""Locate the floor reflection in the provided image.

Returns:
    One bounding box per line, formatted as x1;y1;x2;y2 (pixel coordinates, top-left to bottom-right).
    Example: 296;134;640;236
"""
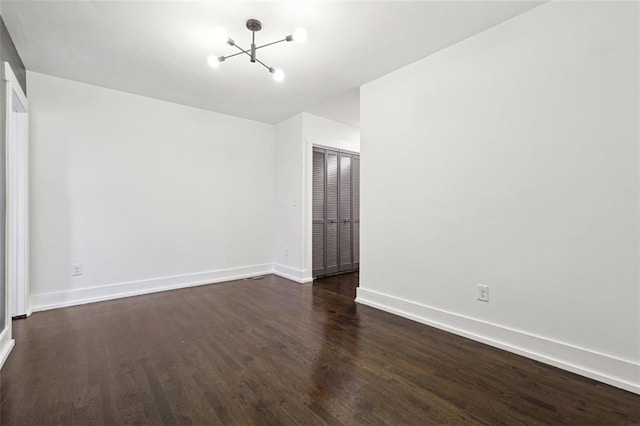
309;272;362;421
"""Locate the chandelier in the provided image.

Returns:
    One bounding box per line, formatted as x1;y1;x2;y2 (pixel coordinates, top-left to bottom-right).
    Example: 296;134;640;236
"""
207;19;307;82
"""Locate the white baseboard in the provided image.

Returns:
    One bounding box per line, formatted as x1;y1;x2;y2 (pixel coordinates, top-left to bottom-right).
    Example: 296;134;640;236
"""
272;263;313;284
0;339;15;370
356;288;640;395
0;327;15;370
30;264;273;312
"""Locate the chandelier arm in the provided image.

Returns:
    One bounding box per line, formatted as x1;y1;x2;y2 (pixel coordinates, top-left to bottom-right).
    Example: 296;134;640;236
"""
254;57;272;72
225;38;289;60
255;38;289;51
224;49;250;60
231;40;272;71
230;43;252;59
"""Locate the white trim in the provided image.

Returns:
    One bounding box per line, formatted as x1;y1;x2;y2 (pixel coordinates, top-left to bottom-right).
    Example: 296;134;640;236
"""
311;142;360;156
306;137;361;154
302;138;317;285
4;63;27;109
4;62;29;319
30;264;273;312
272;264;313;284
356;288;640;395
0;327;15;370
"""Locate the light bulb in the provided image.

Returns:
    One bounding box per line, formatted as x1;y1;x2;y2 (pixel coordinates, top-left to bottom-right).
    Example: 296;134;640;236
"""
212;27;228;44
207;55;222;68
272;68;285;82
292;28;307;43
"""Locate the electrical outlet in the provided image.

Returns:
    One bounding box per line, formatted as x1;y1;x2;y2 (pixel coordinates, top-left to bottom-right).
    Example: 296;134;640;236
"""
71;263;83;276
284;247;289;257
477;284;489;302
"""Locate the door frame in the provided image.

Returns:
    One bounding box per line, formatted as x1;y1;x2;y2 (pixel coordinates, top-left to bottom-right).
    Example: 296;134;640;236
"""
4;63;29;320
304;138;359;281
1;62;29;368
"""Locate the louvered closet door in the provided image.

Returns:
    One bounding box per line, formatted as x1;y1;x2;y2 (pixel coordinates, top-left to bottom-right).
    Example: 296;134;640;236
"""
352;155;360;269
312;148;359;278
339;153;353;272
325;150;340;275
312;149;326;277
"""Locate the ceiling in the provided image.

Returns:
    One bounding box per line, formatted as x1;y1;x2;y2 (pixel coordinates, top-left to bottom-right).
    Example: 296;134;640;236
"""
1;1;542;126
307;87;360;128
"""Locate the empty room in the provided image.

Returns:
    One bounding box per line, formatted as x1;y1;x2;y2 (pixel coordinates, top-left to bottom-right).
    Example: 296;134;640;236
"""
0;0;639;424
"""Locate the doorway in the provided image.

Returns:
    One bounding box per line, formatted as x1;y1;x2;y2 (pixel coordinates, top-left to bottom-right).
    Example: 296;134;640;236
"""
312;146;360;278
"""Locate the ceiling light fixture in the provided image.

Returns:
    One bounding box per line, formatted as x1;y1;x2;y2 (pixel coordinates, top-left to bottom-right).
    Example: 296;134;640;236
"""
208;19;306;82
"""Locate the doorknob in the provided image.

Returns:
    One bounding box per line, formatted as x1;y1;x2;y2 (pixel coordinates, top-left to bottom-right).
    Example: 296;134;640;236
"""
329;219;337;224
343;219;351;223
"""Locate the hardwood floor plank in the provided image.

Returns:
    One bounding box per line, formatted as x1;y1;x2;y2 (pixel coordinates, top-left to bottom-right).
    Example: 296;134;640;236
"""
1;272;638;425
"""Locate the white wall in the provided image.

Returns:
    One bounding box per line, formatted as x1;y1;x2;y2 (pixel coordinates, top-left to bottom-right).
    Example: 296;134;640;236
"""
303;113;360;152
272;113;306;281
28;72;275;310
358;2;639;393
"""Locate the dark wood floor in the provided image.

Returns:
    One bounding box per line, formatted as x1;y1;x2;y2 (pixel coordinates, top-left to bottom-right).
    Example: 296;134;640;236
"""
1;273;639;425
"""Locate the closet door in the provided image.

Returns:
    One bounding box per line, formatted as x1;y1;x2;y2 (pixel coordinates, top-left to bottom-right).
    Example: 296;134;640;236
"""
352;155;360;269
325;150;340;275
312;149;326;277
339;153;353;272
312;148;359;278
